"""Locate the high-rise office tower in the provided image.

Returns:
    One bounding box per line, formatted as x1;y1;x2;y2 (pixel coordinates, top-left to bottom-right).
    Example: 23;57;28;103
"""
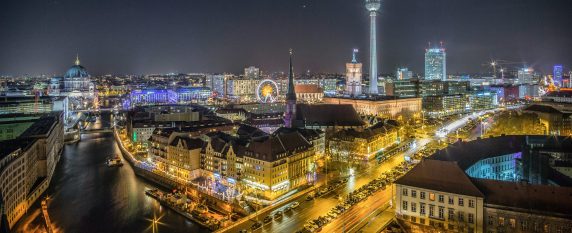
424;46;447;81
518;68;535;85
553;65;563;87
244;66;260;79
396;68;413;80
346;49;363;96
365;0;382;95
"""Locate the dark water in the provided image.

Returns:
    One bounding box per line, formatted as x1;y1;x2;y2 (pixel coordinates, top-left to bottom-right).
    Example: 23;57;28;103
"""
27;113;208;233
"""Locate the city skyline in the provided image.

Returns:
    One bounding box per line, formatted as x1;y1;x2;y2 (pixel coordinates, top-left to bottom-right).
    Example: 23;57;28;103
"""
1;0;572;76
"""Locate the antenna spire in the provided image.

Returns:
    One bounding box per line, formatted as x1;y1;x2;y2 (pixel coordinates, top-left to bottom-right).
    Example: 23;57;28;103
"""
75;54;80;66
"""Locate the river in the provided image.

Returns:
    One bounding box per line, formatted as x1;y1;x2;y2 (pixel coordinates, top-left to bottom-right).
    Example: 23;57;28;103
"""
14;112;208;233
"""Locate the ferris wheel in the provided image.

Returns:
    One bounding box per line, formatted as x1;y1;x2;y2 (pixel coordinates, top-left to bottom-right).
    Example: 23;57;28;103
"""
256;79;279;103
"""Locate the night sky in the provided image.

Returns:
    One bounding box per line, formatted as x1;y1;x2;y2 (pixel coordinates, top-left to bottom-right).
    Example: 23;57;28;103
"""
1;0;571;76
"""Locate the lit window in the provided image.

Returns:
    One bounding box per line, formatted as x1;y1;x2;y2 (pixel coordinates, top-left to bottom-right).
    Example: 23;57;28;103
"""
429;193;435;201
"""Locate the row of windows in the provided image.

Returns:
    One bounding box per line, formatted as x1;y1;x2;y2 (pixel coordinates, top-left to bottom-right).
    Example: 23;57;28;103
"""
402;188;475;208
402;201;474;224
488;215;572;233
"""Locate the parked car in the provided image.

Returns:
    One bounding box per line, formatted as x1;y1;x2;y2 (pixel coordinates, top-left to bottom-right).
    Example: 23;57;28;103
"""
291;201;300;209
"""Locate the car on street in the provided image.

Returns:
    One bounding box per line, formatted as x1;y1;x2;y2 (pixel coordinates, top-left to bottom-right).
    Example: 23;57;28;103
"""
250;221;262;230
273;211;283;220
291;201;300;209
263;216;272;224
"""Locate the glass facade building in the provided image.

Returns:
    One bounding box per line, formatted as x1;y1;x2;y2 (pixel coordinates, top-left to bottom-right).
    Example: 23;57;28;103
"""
424;48;446;81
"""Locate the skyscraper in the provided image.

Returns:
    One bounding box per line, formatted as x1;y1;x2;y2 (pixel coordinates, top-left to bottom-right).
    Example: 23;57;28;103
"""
284;49;296;128
553;65;563;87
346;49;363;96
424;46;446;81
244;66;260;79
396;68;413;80
365;0;382;95
518;68;535;85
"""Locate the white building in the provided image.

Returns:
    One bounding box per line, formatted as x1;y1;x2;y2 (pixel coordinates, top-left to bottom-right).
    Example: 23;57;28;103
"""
395;160;485;233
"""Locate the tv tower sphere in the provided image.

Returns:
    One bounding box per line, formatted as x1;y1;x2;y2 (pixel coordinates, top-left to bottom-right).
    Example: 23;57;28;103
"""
365;0;381;12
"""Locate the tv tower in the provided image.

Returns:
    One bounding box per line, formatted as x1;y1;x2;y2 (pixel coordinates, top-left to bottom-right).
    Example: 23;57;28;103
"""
365;0;382;95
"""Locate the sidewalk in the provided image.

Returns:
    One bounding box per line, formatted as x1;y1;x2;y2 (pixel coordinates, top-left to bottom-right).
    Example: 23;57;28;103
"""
352;205;395;233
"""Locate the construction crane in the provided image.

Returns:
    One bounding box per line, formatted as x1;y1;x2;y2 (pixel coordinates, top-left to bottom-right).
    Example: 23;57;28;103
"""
482;59;528;79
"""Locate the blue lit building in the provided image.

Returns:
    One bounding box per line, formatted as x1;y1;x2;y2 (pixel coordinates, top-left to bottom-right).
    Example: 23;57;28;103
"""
424;47;446;81
431;135;572;186
554;65;563;87
128;88;212;107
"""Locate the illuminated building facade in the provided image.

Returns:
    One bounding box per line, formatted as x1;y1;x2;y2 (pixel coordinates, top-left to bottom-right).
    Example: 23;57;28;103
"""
422;92;498;117
63;56;93;93
553;65;563;87
396;136;572;233
346;49;363;96
397;68;413;80
128;88;212;107
295;84;323;103
323;96;422;119
244;66;260;79
425;47;447;81
329;120;398;161
225;78;261;102
0;113;63;229
517;68;536;85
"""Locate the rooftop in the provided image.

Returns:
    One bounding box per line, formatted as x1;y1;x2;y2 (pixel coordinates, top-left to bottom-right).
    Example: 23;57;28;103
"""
295;104;364;127
395;159;484;197
472;178;572;217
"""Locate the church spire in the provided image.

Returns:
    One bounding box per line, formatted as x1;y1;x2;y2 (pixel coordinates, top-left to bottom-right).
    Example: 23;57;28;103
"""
75;54;80;66
286;49;296;101
284;49;297;128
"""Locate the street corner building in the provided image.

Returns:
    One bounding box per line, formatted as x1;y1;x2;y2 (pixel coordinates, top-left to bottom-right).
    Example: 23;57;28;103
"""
394;135;572;233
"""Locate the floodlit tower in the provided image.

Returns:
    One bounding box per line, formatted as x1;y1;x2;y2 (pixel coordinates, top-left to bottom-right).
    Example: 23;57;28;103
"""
346;49;363;96
365;0;382;95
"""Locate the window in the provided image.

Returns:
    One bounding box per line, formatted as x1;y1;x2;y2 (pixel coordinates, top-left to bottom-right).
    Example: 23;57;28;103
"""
468;199;475;208
510;219;516;228
411;216;416;223
403;201;408;211
458;198;464;206
420;203;426;215
448;197;454;205
498;217;505;226
521;221;528;231
544;224;549;233
438;206;444;219
403;188;408;196
420;192;426;199
458;212;464;222
420;218;425;224
411;190;417;198
429;193;435;201
448;209;455;220
488;216;494;225
438;195;444;203
411;202;417;212
429;205;435;217
468;213;474;224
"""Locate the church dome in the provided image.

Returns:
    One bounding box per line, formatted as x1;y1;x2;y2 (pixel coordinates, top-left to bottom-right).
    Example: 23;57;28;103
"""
64;65;89;79
64;55;90;79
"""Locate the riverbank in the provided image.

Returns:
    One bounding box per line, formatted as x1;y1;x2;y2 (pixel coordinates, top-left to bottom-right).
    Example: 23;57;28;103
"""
145;189;226;231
